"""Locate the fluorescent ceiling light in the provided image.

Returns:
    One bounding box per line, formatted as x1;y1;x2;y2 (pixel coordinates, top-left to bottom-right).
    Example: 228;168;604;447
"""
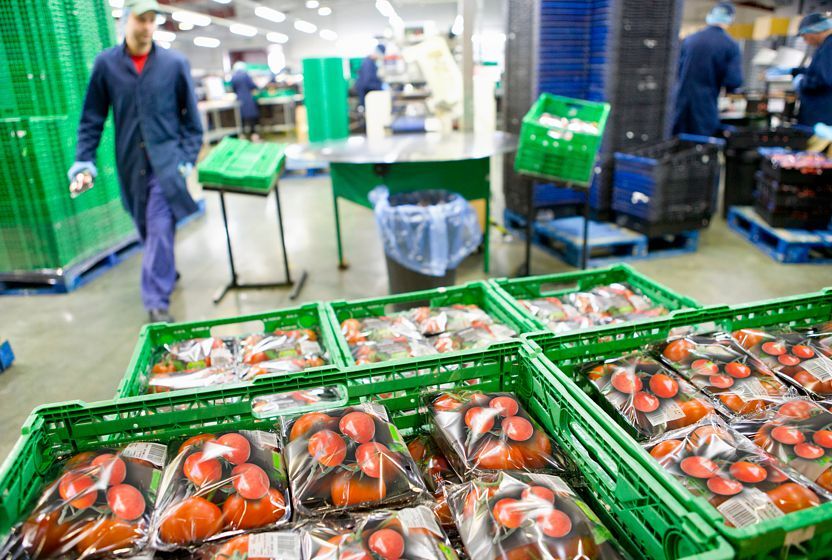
318;6;331;16
230;23;257;37
254;6;286;23
320;29;337;41
376;0;394;18
172;11;211;27
109;0;123;7
306;0;320;8
267;32;289;43
111;8;122;18
212;0;232;3
154;30;176;42
193;36;221;48
178;22;194;31
294;20;317;33
157;41;172;49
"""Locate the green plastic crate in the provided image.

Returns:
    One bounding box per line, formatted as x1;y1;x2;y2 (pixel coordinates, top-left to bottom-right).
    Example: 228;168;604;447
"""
490;263;701;333
116;302;348;398
327;281;531;367
515;94;611;186
0;343;732;559
527;289;832;558
197;137;287;193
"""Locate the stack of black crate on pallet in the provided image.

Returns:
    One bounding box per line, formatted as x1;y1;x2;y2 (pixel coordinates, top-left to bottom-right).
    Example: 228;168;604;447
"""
754;149;832;230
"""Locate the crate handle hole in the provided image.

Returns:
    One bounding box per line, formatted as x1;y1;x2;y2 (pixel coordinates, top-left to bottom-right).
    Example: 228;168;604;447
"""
212;320;265;338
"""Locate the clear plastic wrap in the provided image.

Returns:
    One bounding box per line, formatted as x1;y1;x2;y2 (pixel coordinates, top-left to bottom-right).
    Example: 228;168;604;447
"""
2;443;167;559
239;329;328;379
407;434;462;527
656;334;795;417
147;337;238;393
151;430;290;550
408;304;496;337
351;338;439;365
581;353;716;440
431;324;517;354
645;417;826;528
427;391;570;477
195;531;301;559
280;403;429;516
446;472;623;560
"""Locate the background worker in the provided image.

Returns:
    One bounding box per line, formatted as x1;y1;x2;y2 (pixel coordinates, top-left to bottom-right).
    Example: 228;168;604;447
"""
792;13;832;127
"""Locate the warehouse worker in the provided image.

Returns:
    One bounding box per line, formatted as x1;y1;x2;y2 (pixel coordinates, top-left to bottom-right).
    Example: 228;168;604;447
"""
355;44;386;107
792;13;832;127
67;0;202;323
672;2;743;136
231;61;260;140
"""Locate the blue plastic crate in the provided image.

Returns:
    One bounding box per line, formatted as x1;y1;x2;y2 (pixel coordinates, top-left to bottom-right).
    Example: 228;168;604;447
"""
0;340;13;372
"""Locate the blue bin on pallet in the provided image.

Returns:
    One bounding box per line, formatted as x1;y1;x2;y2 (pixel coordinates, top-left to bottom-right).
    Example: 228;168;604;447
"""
0;340;14;372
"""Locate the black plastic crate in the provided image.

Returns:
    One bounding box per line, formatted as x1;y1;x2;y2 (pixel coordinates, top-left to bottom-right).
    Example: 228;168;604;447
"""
615;212;711;236
755;172;832;210
759;149;832;186
754;203;832;230
722;125;811;152
723;150;760;217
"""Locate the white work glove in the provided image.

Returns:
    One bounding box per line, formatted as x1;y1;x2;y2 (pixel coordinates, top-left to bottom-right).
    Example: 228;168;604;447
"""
178;162;194;178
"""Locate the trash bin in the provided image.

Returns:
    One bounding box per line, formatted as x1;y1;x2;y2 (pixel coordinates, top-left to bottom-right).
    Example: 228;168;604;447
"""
370;187;482;294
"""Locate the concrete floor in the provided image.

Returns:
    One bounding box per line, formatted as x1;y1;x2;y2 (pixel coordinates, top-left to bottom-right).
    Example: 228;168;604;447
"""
0;173;830;459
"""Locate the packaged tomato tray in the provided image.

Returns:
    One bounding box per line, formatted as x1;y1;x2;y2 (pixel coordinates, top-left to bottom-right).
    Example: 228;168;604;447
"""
281;403;429;516
408;304;498;336
239;329;328;379
733;328;832;398
147;337;238;393
580;353;716;441
431;324;517;354
300;506;460;560
407;434;462;526
446;471;623;560
645;418;826;528
1;442;168;559
195;531;302;560
151;430;290;550
341;316;424;346
427;391;569;477
656;334;795;417
351;339;438;365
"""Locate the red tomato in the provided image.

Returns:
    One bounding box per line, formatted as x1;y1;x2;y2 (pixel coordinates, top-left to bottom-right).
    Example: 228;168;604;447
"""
793;369;825;393
231;463;270;500
680;456;719;479
339;412;376;444
91;454;127;487
184;452;223;487
158;496;223;545
778;354;801;367
502;416;534;442
663;339;694;362
516;430;555;470
766;483;820;514
433;394;464;412
178;434;216;455
474;439;525;470
522;485;556;503
536;509;572;538
762;341;786;356
649;374;679;399
368;529;405;560
725;362;751;378
407;438;427;463
794;443;825;460
729;461;767;484
465;407;496;434
216;433;252;465
668;399;713;430
792;345;815;359
58;472;97;510
709;374;734;389
688;425;733;451
65;452;96;470
222;487;286;530
493;498;525;529
290;413;335;442
74;518;141;557
490;396;520;417
767;468;789;484
777;400;818;420
771;426;806;445
707;476;744;496
20;511;70;558
813;430;832;448
633;392;660;413
308;430;347;467
331;471;386;507
817;469;832;492
650;440;683;465
356;442;399;479
106;484;146;521
611;371;642;394
691;359;719;376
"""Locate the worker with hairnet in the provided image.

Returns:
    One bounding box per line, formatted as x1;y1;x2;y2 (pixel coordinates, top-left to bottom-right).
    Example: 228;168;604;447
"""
792;13;832;127
231;61;260;140
68;0;203;323
672;2;743;136
355;44;386;107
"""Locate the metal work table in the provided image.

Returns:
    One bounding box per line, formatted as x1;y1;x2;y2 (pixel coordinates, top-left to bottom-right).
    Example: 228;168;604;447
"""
286;131;517;272
198;98;241;144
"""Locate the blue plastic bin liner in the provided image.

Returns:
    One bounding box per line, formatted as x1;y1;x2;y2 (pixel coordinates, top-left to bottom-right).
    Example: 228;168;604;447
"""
369;187;482;277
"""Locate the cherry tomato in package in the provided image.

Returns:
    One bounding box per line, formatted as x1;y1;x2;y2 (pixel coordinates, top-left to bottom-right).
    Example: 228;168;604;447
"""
147;337;238;394
408;304;495;336
407;434;462;526
196;531;301;560
582;353;716;440
351;339;438;366
239;328;328;379
446;472;623;560
431;323;516;354
645;418;826;528
657;334;794;417
5;442;168;559
341;316;423;348
427;391;569;477
281;403;429;516
152;430;290;550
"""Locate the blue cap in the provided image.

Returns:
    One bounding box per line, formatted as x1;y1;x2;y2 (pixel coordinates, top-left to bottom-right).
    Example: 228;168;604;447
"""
798;12;832;35
376;44;387;55
706;2;736;26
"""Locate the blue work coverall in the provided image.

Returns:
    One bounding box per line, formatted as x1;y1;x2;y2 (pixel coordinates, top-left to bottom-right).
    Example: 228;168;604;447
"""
796;35;832;127
355;56;383;106
76;43;203;311
231;70;260;124
672;26;743;137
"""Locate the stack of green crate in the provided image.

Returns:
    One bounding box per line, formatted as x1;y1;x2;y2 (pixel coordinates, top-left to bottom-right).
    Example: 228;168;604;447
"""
198;137;287;193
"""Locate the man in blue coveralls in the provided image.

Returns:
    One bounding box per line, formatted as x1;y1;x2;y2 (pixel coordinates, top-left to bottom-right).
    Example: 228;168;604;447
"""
355;44;386;107
672;2;743;136
792;13;832;128
231;61;260;140
67;0;203;323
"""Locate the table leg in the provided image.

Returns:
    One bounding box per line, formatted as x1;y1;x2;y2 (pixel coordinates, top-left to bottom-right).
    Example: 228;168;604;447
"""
214;191;238;303
581;192;591;270
333;191;349;269
484;193;491;274
274;187;293;284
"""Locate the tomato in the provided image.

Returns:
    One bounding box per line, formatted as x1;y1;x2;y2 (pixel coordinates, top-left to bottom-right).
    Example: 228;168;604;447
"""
649;374;679;399
290;413;336;442
106;484;146;521
707;476;743;496
231;463;270;500
771;426;805;445
633;392;660;413
211;534;252;560
733;329;765;350
778;354;801;367
158;496;223;545
611;371;642;394
407;438;427;463
464;407;496;434
152;362;176;374
356;442;400;479
20;511;70;558
246;352;268;364
178;433;216;455
650;440;683;464
725;362;751;378
793;369;827;393
65;451;96;470
817;469;832;492
720;394;763;415
795;443;825;460
473;439;525;470
536;509;572;538
58;472;97;510
729;461;767;484
493;498;525;529
433;394;464;412
709;375;734;389
777;400;818;420
368;529;405;560
502;416;534;442
216;433;252;465
663;339;694;362
522;485;556;503
222;487;286;530
668;399;713;430
184;451;223;487
792;345;815;359
339;412;376;444
767;467;789;483
766;482;820;514
92;454;126;486
308;430;347;467
692;359;719;376
814;430;832;448
516;430;554;469
331;471;386;507
490;396;520;417
762;341;786;356
426;454;450;479
680;456;719;479
74;518;141;557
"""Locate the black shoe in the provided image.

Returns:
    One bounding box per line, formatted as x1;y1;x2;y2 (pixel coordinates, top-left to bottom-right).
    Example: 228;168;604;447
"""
175;271;181;283
148;309;174;323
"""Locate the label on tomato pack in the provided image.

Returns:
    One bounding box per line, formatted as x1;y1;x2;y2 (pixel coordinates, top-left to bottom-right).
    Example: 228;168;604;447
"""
361;401;389;421
240;429;279;451
645;400;686;427
300;341;323;357
247;532;300;559
730;377;769;400
397;505;441;535
717;488;784;528
210;346;233;367
122;442;168;468
800;357;832;383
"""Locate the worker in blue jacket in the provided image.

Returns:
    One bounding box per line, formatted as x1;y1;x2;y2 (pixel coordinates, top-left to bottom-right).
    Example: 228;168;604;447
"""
355;44;386;107
231;61;260;140
792;13;832;127
672;2;743;136
68;0;202;323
